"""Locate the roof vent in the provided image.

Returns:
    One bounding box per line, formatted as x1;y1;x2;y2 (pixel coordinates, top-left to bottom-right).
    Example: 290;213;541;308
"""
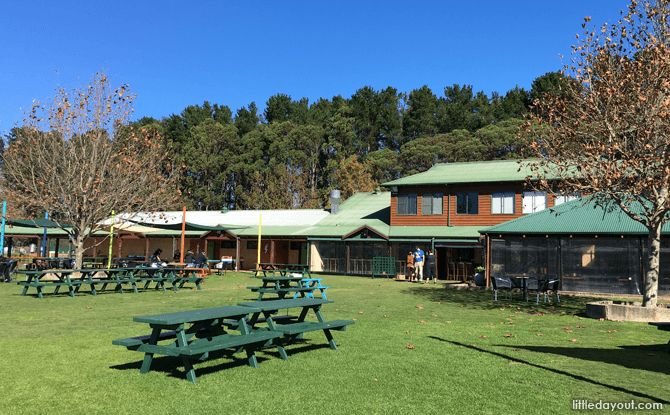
329;190;341;214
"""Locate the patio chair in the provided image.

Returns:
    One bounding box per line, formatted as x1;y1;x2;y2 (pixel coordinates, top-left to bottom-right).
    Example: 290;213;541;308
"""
537;279;561;303
491;276;512;301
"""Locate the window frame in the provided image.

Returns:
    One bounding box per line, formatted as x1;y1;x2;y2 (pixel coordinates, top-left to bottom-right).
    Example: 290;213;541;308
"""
491;191;516;215
456;192;479;215
522;191;547;214
421;193;443;215
397;193;418;216
553;192;581;206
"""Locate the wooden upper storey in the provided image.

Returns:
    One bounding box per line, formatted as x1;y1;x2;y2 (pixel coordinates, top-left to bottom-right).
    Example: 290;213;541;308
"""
390;183;570;227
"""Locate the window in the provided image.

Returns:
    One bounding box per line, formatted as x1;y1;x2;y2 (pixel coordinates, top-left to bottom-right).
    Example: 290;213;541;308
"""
554;192;581;206
247;241;258;250
397;194;417;215
522;191;547;213
221;241;235;249
491;192;515;214
422;193;443;215
456;192;478;215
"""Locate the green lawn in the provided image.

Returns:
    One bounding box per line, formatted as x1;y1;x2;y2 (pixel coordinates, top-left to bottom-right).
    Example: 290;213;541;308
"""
1;273;668;414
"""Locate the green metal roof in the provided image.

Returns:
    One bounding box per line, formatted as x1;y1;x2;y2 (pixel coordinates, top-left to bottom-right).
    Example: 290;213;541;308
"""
389;226;483;238
8;219;72;228
479;197;670;235
382;159;538;187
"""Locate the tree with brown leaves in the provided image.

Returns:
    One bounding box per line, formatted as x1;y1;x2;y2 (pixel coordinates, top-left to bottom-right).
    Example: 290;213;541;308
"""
524;0;670;307
1;72;180;267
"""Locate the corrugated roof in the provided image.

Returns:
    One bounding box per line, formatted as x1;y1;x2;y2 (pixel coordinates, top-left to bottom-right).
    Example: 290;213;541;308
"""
103;209;330;228
382;159;537;187
479;197;670;235
309;192;390;237
389;226;483;238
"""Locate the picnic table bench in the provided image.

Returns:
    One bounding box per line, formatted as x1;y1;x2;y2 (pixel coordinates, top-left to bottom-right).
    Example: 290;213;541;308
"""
112;306;283;383
649;322;670;353
236;298;354;356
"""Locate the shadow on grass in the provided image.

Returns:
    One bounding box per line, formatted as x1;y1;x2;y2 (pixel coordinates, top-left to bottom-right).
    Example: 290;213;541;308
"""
430;336;670;404
402;284;598;315
110;341;330;381
495;344;670;376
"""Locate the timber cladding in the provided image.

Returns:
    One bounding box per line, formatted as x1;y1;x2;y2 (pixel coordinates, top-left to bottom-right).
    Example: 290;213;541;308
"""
391;183;542;227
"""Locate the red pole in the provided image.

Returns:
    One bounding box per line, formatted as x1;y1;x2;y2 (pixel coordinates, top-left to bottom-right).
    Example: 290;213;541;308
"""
180;206;186;263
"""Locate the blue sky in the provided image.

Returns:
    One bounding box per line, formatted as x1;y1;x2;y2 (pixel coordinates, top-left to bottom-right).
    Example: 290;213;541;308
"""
0;0;629;135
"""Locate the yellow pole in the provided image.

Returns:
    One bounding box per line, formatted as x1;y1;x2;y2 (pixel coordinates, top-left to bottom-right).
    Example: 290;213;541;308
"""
257;214;262;267
107;210;115;268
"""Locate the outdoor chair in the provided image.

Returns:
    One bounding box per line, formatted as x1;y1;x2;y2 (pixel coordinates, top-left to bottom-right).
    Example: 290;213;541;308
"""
537;279;561;303
457;262;465;281
491;276;512;301
448;262;455;280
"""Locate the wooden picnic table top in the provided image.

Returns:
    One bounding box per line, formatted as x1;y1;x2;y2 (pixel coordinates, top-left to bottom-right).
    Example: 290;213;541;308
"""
237;297;333;311
255;275;304;282
134;305;262;325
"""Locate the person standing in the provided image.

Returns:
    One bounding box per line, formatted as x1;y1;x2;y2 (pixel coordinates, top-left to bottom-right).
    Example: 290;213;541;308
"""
413;246;424;281
424;249;437;285
406;252;415;282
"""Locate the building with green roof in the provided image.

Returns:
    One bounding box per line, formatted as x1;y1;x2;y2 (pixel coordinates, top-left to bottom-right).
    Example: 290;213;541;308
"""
479;198;670;296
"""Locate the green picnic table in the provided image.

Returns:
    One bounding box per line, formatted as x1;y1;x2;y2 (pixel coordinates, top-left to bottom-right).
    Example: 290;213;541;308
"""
247;275;319;300
236;297;354;355
254;263;311;278
113;306;282;383
17;267;202;298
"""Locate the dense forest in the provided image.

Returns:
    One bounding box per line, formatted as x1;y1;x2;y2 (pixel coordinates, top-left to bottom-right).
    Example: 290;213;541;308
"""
12;72;567;211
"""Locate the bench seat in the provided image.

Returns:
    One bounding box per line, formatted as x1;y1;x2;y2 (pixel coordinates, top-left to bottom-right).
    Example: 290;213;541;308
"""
112;330;181;348
272;320;354;335
180;331;282;356
17;282;74;287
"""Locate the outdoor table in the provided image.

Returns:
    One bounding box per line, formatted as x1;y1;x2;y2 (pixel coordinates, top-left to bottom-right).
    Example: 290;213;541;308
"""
236;297;354;356
649;322;670;353
18;269;101;298
17;267;202;298
507;273;529;301
127;266;202;292
112;306;282;383
254;263;311;278
295;278;329;299
248;276;312;300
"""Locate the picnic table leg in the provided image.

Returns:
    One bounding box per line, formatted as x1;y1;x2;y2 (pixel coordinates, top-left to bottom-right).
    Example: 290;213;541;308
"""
36;285;44;299
264;313;289;361
238;319;261;368
140;328;162;374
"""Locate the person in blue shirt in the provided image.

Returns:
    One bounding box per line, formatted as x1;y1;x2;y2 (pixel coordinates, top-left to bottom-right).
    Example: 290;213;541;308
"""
413;247;424;281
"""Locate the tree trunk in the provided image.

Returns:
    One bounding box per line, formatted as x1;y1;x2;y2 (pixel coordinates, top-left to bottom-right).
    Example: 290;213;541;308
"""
643;221;662;308
74;234;87;270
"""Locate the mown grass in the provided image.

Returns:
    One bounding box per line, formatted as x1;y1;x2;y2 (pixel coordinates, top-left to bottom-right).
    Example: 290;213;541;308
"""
0;273;668;414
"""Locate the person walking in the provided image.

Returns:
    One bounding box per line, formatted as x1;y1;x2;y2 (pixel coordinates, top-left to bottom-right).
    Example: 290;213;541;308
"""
413;246;424;281
424;249;437;285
